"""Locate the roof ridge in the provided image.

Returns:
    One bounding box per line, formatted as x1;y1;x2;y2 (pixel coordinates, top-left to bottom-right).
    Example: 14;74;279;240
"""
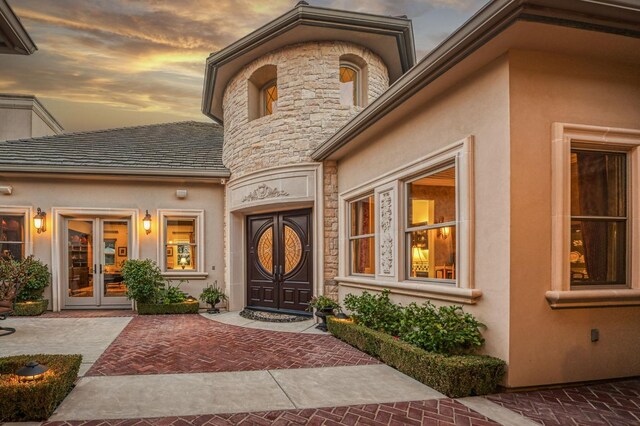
0;120;221;144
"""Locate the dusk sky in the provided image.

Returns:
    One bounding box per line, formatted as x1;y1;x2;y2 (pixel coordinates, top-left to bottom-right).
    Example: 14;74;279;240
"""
2;0;488;132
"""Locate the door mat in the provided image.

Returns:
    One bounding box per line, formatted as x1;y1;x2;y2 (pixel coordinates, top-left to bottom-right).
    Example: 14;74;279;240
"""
239;308;310;323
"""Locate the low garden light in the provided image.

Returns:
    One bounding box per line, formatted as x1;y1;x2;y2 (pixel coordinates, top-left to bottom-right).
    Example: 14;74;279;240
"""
15;360;49;381
33;207;46;234
142;210;152;234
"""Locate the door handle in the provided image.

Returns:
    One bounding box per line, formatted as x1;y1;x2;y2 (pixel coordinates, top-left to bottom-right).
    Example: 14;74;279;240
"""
93;264;97;274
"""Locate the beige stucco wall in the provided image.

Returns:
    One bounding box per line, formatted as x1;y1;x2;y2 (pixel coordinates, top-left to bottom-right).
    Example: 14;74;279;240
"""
336;56;512;366
508;50;640;387
0;108;32;141
222;41;389;178
0;175;225;308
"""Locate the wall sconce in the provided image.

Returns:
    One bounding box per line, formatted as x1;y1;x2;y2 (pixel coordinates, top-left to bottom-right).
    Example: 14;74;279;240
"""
33;208;46;234
143;210;152;234
16;361;49;381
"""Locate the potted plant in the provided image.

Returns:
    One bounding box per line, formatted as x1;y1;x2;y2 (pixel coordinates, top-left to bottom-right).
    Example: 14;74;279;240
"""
307;295;340;331
199;282;227;314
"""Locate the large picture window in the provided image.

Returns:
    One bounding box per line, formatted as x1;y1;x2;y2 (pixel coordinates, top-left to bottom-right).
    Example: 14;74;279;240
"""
0;214;25;261
570;150;627;287
406;164;456;282
349;195;375;275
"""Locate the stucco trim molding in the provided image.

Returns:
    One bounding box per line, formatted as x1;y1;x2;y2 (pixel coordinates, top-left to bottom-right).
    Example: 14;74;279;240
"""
336;276;482;305
242;184;290;203
549;123;640;309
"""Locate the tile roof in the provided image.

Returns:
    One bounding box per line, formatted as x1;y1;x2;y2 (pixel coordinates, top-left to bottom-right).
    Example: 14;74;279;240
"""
0;121;229;177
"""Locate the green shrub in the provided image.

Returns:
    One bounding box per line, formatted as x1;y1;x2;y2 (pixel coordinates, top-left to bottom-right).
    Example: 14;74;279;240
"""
343;290;402;335
16;257;50;302
158;281;187;304
0;256;32;301
328;318;505;397
122;259;164;304
13;299;49;316
399;303;485;355
137;300;199;315
0;354;82;421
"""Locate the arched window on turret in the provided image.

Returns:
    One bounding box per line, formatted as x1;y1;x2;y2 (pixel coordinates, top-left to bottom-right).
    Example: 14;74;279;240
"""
248;64;277;121
339;54;367;107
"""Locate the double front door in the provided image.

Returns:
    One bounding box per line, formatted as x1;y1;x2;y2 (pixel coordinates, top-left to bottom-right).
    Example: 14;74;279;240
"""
247;209;313;313
64;217;131;308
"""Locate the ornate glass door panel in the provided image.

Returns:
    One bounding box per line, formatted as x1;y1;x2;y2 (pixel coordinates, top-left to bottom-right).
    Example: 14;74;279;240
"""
246;209;313;313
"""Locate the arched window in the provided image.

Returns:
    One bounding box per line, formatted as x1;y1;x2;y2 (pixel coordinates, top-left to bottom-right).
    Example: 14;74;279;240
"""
261;80;278;116
339;63;359;106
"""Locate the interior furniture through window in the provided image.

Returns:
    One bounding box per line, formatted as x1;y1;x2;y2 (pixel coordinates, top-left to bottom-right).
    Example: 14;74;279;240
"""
0;214;25;261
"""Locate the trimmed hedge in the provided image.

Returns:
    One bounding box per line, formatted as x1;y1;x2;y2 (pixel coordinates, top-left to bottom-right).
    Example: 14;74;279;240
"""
137;300;200;315
0;354;82;421
13;299;49;316
328;318;506;397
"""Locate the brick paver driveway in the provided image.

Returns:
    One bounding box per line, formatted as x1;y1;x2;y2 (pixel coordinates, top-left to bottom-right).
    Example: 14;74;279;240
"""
87;314;379;376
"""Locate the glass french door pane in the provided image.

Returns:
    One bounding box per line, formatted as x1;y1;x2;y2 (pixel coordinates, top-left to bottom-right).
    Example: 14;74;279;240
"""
68;220;94;298
103;221;128;297
570;220;626;285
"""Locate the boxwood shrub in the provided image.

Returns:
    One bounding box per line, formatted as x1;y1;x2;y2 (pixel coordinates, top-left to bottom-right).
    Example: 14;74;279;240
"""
137;300;199;315
328;318;506;397
0;354;82;421
13;299;49;316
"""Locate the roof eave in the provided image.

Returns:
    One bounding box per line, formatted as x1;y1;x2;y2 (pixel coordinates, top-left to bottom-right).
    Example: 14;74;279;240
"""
0;0;37;55
201;4;415;124
311;0;640;161
0;165;231;179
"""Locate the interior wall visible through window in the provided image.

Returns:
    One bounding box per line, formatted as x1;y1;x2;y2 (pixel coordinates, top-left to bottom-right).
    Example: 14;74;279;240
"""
0;214;25;261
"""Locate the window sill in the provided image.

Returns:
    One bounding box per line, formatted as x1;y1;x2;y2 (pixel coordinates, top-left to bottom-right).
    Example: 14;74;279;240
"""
335;276;482;304
545;289;640;308
162;272;209;280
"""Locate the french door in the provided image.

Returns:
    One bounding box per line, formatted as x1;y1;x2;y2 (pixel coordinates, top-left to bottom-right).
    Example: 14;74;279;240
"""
64;217;131;308
247;209;313;313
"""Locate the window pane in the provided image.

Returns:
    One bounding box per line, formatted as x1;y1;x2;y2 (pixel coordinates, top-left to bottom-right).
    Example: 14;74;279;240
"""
408;166;456;227
571;151;626;217
571;220;626;285
0;242;24;261
263;82;278;115
351;237;375;275
165;219;197;271
408;226;456;280
340;66;358;106
350;196;374;236
0;215;24;243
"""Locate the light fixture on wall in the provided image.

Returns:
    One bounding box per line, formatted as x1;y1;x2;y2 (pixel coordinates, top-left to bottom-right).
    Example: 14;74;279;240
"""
33;208;46;234
143;210;152;234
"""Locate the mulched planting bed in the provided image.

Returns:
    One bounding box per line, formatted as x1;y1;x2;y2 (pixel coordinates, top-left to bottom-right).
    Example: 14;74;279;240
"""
41;398;500;425
87;314;378;376
239;308;310;322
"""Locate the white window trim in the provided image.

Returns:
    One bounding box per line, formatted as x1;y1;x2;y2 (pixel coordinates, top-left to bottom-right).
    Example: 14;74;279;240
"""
548;123;640;308
0;206;33;258
158;209;207;279
337;136;479;304
347;193;376;277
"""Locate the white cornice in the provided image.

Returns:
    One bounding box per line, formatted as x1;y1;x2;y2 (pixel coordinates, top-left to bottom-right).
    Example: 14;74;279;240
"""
0;94;63;134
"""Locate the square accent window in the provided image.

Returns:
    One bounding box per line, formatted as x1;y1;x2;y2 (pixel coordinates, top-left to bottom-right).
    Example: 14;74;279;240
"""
570;150;627;287
159;210;204;275
0;214;25;261
406;165;457;282
349;195;375;275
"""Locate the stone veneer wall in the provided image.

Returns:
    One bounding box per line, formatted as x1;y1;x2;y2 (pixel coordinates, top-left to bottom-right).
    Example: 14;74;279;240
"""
323;160;339;299
222;41;389;178
222;41;388;299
